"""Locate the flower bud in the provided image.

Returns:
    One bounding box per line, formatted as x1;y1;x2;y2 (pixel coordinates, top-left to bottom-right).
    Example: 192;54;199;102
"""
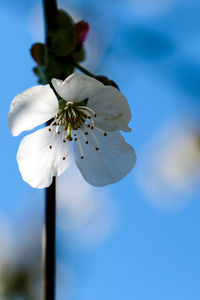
75;20;90;45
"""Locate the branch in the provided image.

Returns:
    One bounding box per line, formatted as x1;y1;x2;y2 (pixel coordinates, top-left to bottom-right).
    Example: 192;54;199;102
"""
42;1;58;300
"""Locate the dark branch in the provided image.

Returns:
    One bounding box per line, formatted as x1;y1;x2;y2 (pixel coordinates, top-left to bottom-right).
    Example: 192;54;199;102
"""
43;0;58;33
42;1;58;300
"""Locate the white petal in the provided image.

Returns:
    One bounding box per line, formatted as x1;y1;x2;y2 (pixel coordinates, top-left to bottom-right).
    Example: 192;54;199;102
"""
8;85;59;136
74;129;136;186
17;126;71;188
88;86;132;132
52;73;104;102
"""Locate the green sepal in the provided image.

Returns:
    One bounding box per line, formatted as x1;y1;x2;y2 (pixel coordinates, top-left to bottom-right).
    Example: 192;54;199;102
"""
33;66;48;85
30;43;45;66
71;46;85;62
95;75;120;90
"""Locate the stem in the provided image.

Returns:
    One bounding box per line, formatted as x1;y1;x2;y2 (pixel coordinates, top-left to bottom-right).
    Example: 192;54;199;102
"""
71;61;96;78
42;178;56;300
42;1;58;300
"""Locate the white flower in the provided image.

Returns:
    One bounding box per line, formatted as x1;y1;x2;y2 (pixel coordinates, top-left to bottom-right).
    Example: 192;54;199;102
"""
8;73;136;188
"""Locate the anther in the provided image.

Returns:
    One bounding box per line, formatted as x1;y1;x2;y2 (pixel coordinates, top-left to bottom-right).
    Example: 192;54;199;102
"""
57;131;60;135
91;126;94;130
95;147;99;151
49;145;52;149
104;133;107;136
88;116;91;120
63;139;66;143
86;141;88;144
85;132;88;135
94;114;97;117
80;156;84;159
87;124;90;128
48;128;51;132
63;157;66;160
74;138;78;141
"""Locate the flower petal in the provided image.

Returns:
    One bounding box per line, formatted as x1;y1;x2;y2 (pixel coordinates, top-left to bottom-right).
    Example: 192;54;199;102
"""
88;86;132;132
8;85;58;136
52;73;104;102
17;126;71;188
74;129;136;186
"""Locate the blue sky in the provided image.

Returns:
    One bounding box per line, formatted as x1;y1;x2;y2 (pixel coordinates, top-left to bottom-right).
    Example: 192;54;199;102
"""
1;0;200;299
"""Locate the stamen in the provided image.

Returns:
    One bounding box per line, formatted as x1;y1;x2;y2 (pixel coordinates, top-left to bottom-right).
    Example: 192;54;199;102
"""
79;128;89;144
62;128;66;142
87;127;99;146
77;106;96;116
76;133;84;159
55;115;63;134
78;109;92;119
93;125;107;136
48;118;57;130
49;126;57;149
71;107;77;118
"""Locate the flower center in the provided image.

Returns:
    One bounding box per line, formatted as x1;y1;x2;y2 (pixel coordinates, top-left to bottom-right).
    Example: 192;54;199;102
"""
48;99;107;159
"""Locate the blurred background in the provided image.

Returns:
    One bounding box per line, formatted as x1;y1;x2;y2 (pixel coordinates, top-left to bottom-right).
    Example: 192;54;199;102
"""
1;0;200;299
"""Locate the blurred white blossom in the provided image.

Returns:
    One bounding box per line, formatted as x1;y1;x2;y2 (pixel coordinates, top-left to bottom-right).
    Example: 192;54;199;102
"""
57;165;118;249
137;118;200;210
